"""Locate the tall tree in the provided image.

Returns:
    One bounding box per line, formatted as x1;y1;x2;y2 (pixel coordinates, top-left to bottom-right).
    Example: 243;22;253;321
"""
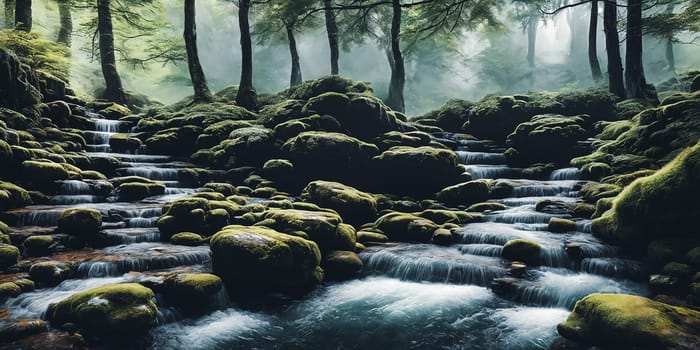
184;0;213;102
588;0;602;82
236;0;257;110
97;0;126;103
57;0;72;47
4;0;14;29
603;0;624;98
526;16;537;68
15;0;30;32
386;0;405;112
323;0;339;75
624;0;647;98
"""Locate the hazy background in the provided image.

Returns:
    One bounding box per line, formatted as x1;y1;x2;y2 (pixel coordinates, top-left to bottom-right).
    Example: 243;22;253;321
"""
9;0;700;115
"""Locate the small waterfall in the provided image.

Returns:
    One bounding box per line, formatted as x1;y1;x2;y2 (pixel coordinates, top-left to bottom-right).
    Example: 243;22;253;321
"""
464;165;523;180
127;217;159;228
549;168;582;181
457;244;503;257
509;180;581;197
118;167;181;181
101;228;161;244
484;206;557;224
49;195;103;205
581;258;647;281
456;151;506;165
94;119;128;133
57;180;92;195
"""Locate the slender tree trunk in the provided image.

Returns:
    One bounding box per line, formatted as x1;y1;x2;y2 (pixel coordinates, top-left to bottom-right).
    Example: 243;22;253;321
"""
386;0;405;113
4;0;14;29
323;0;339;75
665;38;675;75
603;0;625;98
286;23;302;88
624;0;647;99
57;0;72;47
588;0;602;82
15;0;30;32
184;0;213;103
527;17;537;68
97;0;126;104
235;0;257;110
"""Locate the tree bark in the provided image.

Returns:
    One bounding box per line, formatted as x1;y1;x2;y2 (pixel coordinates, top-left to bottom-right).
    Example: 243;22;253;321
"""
386;0;405;113
14;0;30;32
323;0;339;75
286;23;302;88
624;0;647;99
527;17;537;68
184;0;213;103
235;0;257;110
588;0;602;82
4;0;14;29
603;0;625;98
57;0;72;47
97;0;126;104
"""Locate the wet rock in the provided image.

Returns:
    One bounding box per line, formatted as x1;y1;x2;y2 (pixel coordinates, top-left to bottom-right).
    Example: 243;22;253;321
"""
145;125;202;156
548;218;577;233
57;208;102;238
502;239;541;265
431;228;453;245
22;235;53;257
437;180;491;206
0;243;20;270
202;182;237;197
301;181;377;226
21;160;69;186
116;182;165;201
0;281;22;300
28;261;75;286
0;48;42;111
373;146;463;196
373;212;439;243
46;283;158;336
0;181;33;211
414;209;480;225
465;202;507;212
0;318;47;342
97;103;131;120
170;232;205;246
356;231;389;244
162;273;223;313
258;209;356;252
505;114;589;166
557;293;700;349
210;225;323;294
322;250;363;281
109;133;142;153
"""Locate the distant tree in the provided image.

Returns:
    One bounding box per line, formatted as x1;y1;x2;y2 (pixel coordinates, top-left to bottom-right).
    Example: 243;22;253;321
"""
57;0;73;47
4;0;15;29
644;0;700;75
323;0;339;74
15;0;30;32
512;0;546;68
97;0;126;103
235;0;257;110
625;0;648;98
603;0;625;98
588;0;602;82
184;0;213;102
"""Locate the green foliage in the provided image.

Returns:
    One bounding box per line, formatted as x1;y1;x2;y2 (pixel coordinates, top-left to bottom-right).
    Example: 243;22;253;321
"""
0;29;70;81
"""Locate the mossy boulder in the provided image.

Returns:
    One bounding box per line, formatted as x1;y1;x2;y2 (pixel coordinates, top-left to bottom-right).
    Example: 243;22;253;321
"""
46;283;158;336
57;208;102;238
502;239;541;265
162;273;223;312
373;212;439;243
0;181;32;210
505;114;589;166
301;181;377;226
21;160;69;185
29;261;75;286
116;182;165;201
170;232;205;246
372;146;463;196
0;243;20;270
109;133;142;153
22;235;53;257
414;209;480;225
323;250;363;281
436;180;492;207
210;225;323;294
548;218;577;233
158;197;219;237
466;202;508;212
592;141;700;249
356;231;389;244
258;209;356;252
218;127;276;167
262;159;295;184
463;95;531;141
145;125;202;156
557;293;700;349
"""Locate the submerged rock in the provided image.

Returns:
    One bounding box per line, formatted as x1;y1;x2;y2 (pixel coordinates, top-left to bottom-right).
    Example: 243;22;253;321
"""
46;283;158;336
557;293;700;349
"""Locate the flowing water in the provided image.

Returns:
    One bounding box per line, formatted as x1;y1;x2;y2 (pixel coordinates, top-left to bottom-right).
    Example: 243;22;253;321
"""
1;120;649;348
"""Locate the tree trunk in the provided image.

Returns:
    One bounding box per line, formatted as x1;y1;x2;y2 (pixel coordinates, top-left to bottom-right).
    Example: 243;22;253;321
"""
665;38;675;75
57;0;72;47
184;0;213;103
603;0;625;98
588;0;602;82
624;0;647;99
567;5;577;57
527;17;537;68
386;0;405;113
323;0;339;75
97;0;126;104
4;0;14;29
286;23;302;88
14;0;30;32
235;0;257;110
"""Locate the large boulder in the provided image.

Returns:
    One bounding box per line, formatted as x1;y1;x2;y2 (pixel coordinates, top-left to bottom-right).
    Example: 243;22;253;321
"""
0;243;19;270
437;180;492;206
557;293;700;349
162;273;223;313
372;212;439;243
258;209;356;252
21;160;69;186
57;208;102;238
46;283;158;336
210;225;323;294
218;127;276;167
371;146;463;196
0;48;42;111
145;125;202;156
505;114;589;166
301;181;377;226
592;141;700;249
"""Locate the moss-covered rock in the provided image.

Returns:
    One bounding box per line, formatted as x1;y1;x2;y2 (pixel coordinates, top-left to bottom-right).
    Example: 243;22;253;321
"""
57;208;102;238
170;232;205;246
22;235;53;257
109;133;142;153
322;250;363;281
465;202;508;212
557;293;700;349
301;181;377;226
145;125;202;156
258;209;356;252
436;180;492;206
373;212;439;243
502;239;541;265
210;225;323;294
162;273;223;312
414;209;480;225
592;141;700;249
0;281;22;300
548;218;577;233
116;182;165;201
29;261;75;286
21;160;69;185
46;283;158;336
0;181;32;210
356;231;389;244
506;114;589;166
0;243;20;270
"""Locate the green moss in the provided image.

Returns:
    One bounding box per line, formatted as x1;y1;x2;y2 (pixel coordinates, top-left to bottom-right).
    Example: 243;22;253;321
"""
0;243;20;270
506;114;589;166
163;273;222;311
0;281;21;300
0;30;70;81
116;182;165;201
46;283;158;336
414;209;480;225
288;75;357;100
356;231;389;244
373;212;439;243
322;250;363;281
203;182;237;196
466;202;507;212
259;209;355;252
29;261;75;286
21;160;69;184
502;239;541;265
0;181;32;210
170;232;204;246
557;293;700;349
663;262;693;279
592;142;700;248
301;180;377;226
23;235;53;257
58;208;102;237
109;133;142;153
597;120;633;140
262;159;294;181
548;218;577;233
437;180;492;206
